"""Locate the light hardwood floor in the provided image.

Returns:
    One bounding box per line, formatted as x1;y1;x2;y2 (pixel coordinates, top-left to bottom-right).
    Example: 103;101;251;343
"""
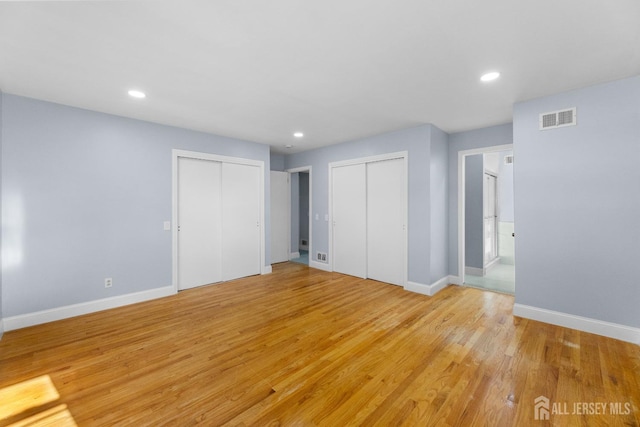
1;262;638;426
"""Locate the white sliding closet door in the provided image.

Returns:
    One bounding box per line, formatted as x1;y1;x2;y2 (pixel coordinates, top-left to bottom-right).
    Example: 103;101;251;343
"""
332;163;367;278
222;162;261;281
367;159;405;286
177;157;222;290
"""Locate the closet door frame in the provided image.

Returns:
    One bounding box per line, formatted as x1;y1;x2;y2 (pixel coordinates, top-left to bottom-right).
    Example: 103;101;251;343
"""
328;151;408;286
172;149;266;292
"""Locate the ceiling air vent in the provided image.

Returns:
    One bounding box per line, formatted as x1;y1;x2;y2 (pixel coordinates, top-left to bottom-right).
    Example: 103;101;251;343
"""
504;155;514;165
539;108;576;130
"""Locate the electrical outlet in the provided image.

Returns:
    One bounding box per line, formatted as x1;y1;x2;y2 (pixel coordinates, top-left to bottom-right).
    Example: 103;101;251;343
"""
105;278;113;288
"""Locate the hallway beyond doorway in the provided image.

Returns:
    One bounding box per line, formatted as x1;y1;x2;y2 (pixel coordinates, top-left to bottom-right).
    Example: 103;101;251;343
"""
464;263;514;294
291;250;309;265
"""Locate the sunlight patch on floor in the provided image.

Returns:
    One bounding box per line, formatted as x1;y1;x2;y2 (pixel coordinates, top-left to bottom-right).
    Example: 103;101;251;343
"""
0;375;77;427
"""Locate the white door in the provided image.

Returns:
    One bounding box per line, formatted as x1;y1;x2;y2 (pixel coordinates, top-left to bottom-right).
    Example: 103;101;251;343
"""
332;163;367;278
367;159;405;286
270;171;289;264
177;157;222;290
222;162;261;281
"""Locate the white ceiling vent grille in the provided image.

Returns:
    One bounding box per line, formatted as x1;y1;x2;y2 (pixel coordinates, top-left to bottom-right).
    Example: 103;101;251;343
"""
504;155;514;165
539;108;576;130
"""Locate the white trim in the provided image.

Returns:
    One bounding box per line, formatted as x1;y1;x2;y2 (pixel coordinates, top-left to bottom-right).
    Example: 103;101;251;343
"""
513;303;640;345
485;256;500;273
4;286;176;331
464;258;500;277
286;166;313;173
465;266;484;276
329;151;408;168
458;144;513;287
309;260;331;272
172;149;266;291
285;165;312;269
405;275;454;297
263;265;272;274
448;275;462;286
290;251;300;259
0;319;4;339
328;151;408;285
258;161;266;275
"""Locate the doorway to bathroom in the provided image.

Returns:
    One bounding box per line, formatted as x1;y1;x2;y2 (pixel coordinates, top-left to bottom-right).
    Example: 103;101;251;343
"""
459;147;515;294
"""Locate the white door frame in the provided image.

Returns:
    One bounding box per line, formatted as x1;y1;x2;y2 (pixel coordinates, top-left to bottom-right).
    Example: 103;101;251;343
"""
285;166;312;263
328;151;408;285
483;171;499;267
457;144;512;287
172;149;266;292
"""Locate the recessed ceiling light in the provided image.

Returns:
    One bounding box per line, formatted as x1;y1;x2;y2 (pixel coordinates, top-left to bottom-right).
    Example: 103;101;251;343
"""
128;90;146;99
480;72;500;82
293;132;304;138
285;144;293;149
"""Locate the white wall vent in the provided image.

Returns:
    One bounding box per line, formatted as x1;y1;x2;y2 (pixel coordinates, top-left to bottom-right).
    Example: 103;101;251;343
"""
539;108;576;130
504;155;514;165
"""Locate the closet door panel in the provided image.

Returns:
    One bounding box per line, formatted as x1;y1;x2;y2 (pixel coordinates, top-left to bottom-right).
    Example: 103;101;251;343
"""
222;162;261;281
332;163;367;278
367;159;405;286
177;157;222;290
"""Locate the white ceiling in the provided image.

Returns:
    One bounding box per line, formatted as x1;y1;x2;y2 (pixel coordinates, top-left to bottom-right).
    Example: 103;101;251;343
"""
1;1;639;154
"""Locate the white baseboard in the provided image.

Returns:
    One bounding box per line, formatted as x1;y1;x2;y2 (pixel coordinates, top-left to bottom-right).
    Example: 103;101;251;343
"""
262;265;273;274
448;275;462;286
513;303;640;345
3;286;176;332
405;275;455;296
465;266;484;276
309;260;331;272
0;318;4;339
484;257;500;274
290;252;300;260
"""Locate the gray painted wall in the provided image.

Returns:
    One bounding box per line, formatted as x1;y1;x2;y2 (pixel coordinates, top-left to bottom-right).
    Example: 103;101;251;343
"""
464;154;484;269
513;76;640;327
285;125;434;286
448;123;513;276
290;172;299;253
299;172;309;246
429;126;449;282
270;152;285;171
1;94;270;318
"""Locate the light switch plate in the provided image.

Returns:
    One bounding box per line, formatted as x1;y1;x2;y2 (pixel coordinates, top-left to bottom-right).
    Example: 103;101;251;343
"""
163;221;171;231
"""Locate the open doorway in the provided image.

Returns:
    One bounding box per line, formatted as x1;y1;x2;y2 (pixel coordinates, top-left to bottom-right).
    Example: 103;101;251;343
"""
459;147;515;294
288;167;311;265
